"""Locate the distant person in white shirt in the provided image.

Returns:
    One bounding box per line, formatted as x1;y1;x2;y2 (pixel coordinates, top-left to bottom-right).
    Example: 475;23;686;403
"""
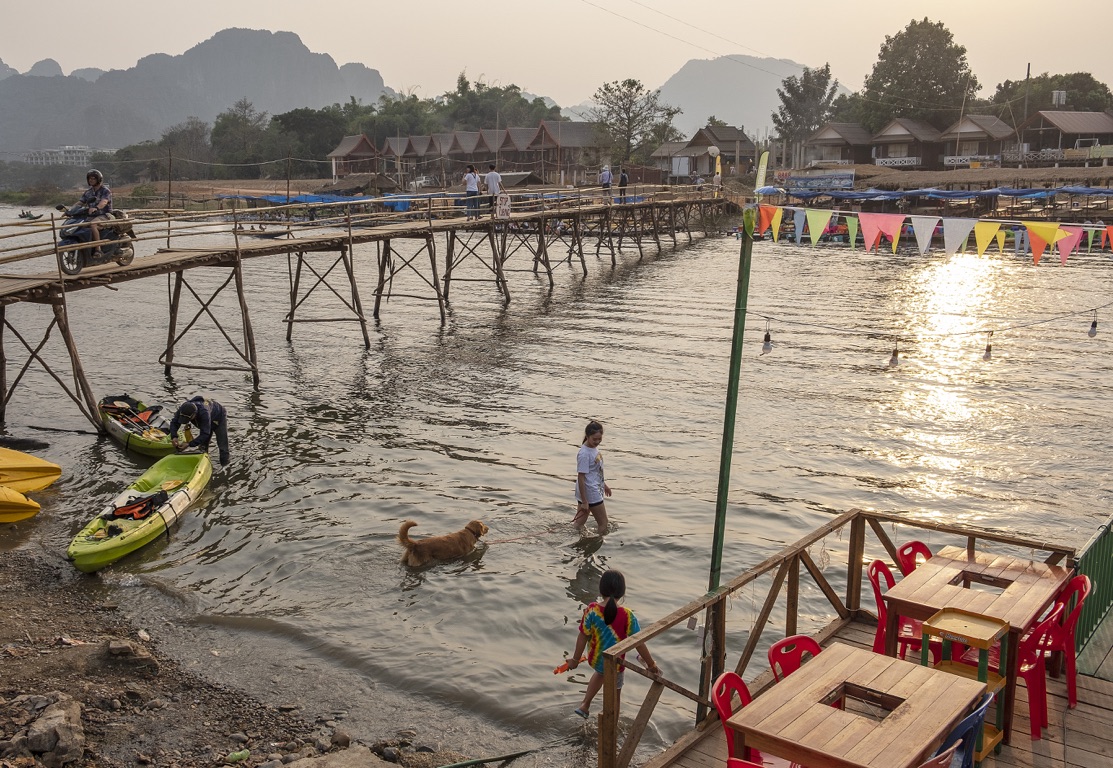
484;164;504;219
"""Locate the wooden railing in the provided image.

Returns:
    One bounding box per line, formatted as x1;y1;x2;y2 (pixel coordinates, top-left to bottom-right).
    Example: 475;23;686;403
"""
595;508;1076;768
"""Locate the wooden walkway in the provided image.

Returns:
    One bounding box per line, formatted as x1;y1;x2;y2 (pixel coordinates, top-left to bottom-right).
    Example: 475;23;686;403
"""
645;619;1113;768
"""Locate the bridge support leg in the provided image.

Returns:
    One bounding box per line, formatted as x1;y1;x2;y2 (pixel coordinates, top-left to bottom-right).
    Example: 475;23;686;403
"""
164;271;183;376
231;259;260;389
53;301;100;428
443;229;457;302
486;226;510;304
427;235;447;326
373;240;391;320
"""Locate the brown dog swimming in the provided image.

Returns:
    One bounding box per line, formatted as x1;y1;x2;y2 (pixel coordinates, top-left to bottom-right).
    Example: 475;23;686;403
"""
398;520;489;567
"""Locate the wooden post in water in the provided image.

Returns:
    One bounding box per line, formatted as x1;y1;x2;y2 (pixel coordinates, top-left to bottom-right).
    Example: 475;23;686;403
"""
286;251;304;343
53;301;100;428
372;239;390;319
0;306;6;423
426;235;447;326
164;271;184;376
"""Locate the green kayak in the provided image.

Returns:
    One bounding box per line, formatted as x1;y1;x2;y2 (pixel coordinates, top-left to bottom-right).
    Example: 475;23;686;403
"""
67;453;212;573
98;394;183;457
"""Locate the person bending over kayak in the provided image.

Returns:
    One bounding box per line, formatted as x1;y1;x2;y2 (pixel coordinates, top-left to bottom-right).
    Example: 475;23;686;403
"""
169;396;230;467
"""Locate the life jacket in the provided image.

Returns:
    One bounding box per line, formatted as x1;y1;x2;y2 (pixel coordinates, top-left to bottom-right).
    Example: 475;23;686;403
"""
111;489;169;520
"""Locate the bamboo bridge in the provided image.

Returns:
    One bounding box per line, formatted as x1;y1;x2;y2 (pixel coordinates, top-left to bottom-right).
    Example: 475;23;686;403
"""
0;188;731;430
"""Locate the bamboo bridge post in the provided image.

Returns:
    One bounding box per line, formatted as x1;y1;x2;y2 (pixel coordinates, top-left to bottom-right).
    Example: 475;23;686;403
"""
535;221;555;288
632;206;645;260
426;235;447;326
372;240;390;319
342;245;371;349
650;204;662;253
573;213;588;276
287;251;304;343
52;300;100;429
669;204;678;247
231;248;260;389
486;225;510;304
443;229;457;302
164;271;184;376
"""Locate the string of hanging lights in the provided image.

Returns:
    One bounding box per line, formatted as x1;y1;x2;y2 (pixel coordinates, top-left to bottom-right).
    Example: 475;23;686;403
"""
750;299;1109;364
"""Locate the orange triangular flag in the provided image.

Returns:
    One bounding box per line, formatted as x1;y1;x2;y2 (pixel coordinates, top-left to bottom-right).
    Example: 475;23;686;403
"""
758;205;777;236
1104;225;1113;249
1029;231;1049;264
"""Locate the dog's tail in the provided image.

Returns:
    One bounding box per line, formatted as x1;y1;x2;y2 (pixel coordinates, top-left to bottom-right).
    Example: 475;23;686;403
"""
398;520;418;549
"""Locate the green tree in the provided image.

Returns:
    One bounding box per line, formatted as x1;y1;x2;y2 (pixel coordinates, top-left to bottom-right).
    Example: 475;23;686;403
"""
211;98;271;178
439;73;563;131
589;79;681;164
989;72;1113;126
706;116;728;128
859;18;979;132
772;64;839;144
161;117;212;180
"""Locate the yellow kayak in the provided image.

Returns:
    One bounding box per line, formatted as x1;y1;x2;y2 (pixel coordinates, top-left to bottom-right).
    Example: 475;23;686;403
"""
0;485;41;523
0;446;62;493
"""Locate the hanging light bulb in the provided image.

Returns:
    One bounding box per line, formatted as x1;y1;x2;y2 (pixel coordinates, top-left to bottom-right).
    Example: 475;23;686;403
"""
888;344;899;368
983;331;993;361
761;320;772;355
1089;310;1098;338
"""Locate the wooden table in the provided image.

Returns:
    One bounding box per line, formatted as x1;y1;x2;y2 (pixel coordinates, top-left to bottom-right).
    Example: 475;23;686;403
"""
882;546;1073;744
726;642;985;768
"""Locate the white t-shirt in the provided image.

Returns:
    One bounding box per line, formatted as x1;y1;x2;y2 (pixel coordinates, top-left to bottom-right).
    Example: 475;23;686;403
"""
575;444;605;504
484;171;503;195
464;172;480;192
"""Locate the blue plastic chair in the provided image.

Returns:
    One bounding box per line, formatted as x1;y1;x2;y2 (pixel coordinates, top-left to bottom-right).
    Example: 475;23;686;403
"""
936;692;994;768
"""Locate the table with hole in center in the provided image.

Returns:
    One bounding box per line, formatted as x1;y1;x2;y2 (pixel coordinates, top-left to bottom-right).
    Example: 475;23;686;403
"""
881;546;1073;744
726;642;985;768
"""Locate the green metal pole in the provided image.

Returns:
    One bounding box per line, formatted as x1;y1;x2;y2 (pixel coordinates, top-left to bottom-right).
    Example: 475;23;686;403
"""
708;211;755;592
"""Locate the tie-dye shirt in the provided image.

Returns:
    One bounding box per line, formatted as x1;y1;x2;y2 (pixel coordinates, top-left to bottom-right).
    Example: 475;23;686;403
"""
579;601;641;674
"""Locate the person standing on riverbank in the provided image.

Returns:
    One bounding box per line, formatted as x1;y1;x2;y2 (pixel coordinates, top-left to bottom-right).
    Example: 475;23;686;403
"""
566;570;659;719
572;420;610;534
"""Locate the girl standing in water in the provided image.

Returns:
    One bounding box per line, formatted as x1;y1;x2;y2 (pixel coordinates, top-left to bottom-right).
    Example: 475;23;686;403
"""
566;570;659;719
573;420;610;534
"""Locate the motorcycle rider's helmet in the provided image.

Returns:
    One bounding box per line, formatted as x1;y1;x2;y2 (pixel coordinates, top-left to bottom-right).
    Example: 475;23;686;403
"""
86;169;103;185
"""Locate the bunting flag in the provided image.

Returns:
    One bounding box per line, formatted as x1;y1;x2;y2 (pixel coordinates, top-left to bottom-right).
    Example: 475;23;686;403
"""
973;221;1001;256
1086;227;1095;251
1057;226;1085;264
806;210;834;246
910;216;940;255
758;205;777;236
845;215;858;250
1023;221;1068;264
942;218;977;254
859;213;905;253
1104;225;1113;249
1014;227;1029;255
770;207;784;243
793;209;807;244
996;230;1006;252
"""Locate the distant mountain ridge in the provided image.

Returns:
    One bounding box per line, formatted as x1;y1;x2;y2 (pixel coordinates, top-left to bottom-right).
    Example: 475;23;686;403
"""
0;29;391;153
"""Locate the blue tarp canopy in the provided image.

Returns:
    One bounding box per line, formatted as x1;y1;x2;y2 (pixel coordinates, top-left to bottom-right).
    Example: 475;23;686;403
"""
215;193;373;205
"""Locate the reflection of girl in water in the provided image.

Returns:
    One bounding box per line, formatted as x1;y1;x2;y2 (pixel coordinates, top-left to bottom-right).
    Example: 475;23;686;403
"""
573;420;610;534
566;570;659;719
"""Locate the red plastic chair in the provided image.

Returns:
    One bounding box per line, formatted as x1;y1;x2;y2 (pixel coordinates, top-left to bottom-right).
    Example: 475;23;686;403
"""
711;672;760;764
916;740;961;768
768;635;822;682
958;602;1064;739
1036;574;1091;708
895;540;933;576
867;560;940;663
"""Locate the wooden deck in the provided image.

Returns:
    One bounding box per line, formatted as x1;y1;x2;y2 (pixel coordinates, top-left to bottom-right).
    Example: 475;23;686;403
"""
645;618;1113;768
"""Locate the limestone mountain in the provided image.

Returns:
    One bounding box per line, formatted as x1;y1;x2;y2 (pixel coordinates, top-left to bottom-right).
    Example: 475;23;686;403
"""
0;59;15;81
0;28;391;153
26;59;64;77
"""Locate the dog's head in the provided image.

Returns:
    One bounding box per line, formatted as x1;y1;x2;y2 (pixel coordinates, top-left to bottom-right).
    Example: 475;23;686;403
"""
466;520;489;539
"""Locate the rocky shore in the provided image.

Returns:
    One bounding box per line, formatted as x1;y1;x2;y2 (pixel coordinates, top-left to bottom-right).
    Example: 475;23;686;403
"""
0;551;469;768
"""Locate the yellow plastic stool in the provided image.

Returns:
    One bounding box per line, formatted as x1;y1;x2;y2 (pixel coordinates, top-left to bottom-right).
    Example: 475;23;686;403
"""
921;608;1008;764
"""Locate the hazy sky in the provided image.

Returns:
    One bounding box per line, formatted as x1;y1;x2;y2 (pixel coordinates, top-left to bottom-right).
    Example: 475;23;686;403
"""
3;0;1111;107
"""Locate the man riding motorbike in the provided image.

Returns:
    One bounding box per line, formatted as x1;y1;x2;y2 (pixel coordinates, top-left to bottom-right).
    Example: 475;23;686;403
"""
76;169;112;257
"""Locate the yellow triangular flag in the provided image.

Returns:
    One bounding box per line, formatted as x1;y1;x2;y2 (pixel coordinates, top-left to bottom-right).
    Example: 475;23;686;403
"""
770;207;784;243
806;210;833;246
995;231;1006;252
974;221;1001;256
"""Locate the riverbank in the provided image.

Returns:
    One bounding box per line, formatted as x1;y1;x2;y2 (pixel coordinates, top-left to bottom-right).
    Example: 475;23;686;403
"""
0;549;469;768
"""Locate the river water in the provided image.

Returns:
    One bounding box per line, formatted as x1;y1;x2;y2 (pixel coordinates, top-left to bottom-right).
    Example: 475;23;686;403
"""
2;203;1111;762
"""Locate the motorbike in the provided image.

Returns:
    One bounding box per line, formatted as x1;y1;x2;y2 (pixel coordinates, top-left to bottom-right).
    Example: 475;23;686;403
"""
54;204;136;275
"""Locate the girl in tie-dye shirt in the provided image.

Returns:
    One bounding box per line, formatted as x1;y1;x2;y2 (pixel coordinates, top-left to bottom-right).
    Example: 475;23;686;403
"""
566;570;660;719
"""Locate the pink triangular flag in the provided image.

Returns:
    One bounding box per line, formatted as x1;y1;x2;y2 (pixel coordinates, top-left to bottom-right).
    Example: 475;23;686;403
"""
859;213;906;253
1057;226;1085;264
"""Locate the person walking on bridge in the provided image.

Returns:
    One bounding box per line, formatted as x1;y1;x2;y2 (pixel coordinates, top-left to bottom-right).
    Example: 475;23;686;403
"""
169;396;230;467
